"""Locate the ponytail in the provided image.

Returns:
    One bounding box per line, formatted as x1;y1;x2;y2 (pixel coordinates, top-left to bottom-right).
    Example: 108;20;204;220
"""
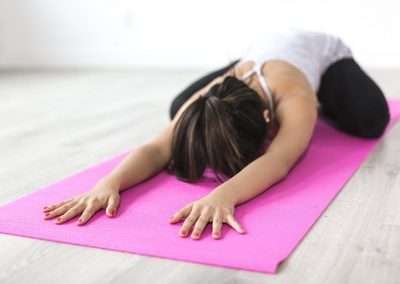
167;76;271;183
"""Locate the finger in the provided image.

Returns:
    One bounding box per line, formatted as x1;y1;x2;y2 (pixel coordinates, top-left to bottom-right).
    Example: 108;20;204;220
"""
169;204;192;224
226;214;245;234
179;208;201;237
212;210;223;239
191;209;212;240
56;203;86;224
105;194;120;217
43;199;73;212
78;203;102;225
43;202;75;220
43;202;64;212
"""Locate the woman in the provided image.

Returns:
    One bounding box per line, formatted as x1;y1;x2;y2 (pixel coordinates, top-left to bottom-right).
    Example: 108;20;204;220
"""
42;29;390;240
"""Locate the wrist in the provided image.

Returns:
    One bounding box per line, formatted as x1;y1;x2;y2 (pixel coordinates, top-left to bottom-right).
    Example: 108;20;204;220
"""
209;185;239;206
98;175;121;192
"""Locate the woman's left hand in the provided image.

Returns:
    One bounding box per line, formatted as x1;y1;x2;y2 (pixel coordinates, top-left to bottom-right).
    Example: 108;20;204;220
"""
169;190;246;240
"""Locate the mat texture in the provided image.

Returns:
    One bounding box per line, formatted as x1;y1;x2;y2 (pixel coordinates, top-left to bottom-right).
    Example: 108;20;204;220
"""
1;99;400;274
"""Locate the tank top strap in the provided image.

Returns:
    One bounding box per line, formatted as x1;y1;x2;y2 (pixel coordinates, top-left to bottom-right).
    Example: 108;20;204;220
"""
236;60;257;81
255;65;275;119
236;60;275;121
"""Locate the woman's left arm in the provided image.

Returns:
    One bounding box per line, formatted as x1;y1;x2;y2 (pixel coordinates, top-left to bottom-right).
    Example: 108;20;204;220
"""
170;93;318;239
214;93;319;205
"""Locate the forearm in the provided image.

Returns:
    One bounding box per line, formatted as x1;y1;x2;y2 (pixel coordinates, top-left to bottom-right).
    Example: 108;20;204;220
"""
100;144;167;192
211;153;288;206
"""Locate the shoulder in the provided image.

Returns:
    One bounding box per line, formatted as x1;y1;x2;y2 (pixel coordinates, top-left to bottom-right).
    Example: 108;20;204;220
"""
262;60;318;106
260;61;319;136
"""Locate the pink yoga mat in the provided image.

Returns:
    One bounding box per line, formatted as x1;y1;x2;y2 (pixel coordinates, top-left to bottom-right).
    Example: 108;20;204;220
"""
1;99;400;274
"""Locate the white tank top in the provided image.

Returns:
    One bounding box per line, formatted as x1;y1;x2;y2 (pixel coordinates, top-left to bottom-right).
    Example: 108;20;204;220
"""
235;28;354;121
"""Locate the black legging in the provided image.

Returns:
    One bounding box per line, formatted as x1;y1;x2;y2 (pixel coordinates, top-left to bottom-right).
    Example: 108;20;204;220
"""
169;57;390;138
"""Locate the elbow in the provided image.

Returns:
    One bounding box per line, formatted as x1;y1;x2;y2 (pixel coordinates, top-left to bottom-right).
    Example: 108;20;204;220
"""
280;151;308;178
278;165;289;180
141;143;170;170
261;151;291;179
272;157;291;180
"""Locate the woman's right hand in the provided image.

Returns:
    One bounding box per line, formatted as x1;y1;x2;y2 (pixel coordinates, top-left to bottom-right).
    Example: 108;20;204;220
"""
42;178;121;225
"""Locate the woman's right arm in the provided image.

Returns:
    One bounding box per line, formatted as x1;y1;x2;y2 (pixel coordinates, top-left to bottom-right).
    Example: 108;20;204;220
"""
42;124;175;225
101;142;171;193
41;75;220;224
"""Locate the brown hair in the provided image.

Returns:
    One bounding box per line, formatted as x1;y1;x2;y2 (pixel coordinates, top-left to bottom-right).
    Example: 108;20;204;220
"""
166;76;272;183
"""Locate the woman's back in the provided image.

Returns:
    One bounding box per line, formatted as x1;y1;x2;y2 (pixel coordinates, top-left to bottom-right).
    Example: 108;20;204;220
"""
238;28;353;94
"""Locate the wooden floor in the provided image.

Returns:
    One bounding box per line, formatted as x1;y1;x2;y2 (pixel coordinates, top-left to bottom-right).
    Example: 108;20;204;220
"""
0;67;399;284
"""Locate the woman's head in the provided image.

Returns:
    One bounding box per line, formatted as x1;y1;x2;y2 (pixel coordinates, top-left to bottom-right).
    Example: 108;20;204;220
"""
167;76;272;183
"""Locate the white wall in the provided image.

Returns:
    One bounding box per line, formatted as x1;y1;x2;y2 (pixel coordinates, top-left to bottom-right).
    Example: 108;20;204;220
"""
0;0;398;69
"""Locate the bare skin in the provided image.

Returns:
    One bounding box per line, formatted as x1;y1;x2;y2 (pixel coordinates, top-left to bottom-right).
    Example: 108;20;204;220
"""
169;59;319;239
42;58;319;240
200;59;319;114
43;177;121;225
194;59;319;139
